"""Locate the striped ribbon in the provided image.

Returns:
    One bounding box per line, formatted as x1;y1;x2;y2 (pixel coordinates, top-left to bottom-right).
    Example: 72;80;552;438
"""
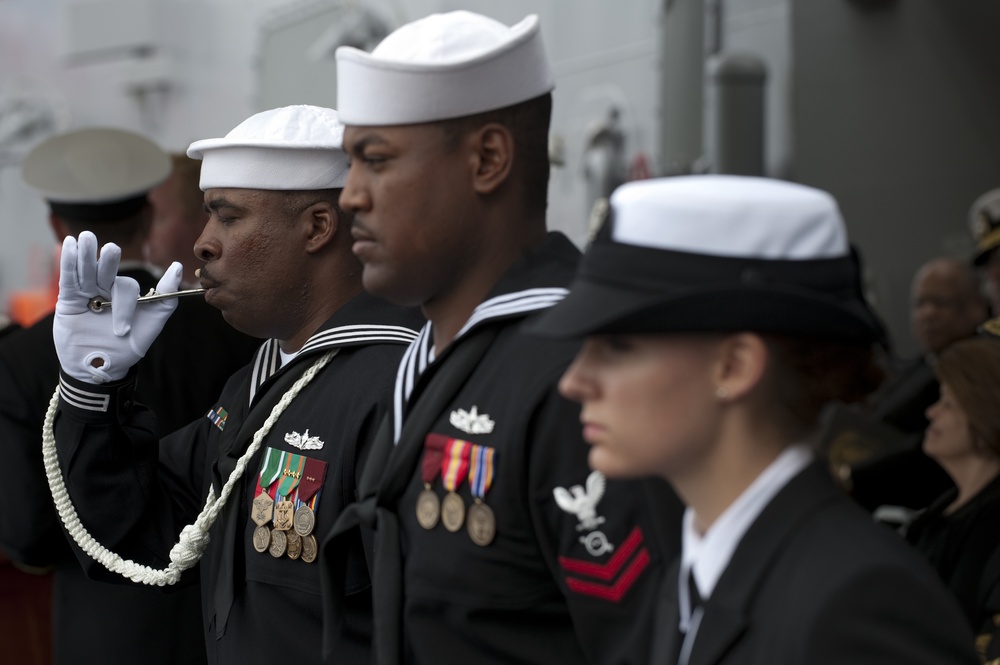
255;447;285;497
467;445;496;500
441;438;472;493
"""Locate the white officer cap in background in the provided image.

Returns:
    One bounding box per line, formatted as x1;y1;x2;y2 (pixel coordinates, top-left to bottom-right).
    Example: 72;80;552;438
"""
21;127;170;221
970;187;1000;265
187;105;348;191
336;11;554;126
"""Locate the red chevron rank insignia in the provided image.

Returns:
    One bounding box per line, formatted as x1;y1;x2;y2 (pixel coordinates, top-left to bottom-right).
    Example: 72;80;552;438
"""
558;526;650;602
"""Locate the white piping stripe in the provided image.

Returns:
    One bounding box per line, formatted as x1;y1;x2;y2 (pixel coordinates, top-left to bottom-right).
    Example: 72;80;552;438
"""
474;287;569;309
58;378;111;412
393;327;426;443
249;324;418;406
248;340;280;406
457;293;567;338
299;328;419;354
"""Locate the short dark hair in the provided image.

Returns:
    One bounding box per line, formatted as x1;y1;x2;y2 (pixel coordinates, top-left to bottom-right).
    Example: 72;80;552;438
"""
278;189;350;224
167;153;206;221
61;209;149;248
436;93;552;214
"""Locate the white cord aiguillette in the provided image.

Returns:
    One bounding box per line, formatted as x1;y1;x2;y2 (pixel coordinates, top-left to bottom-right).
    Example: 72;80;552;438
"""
41;349;338;587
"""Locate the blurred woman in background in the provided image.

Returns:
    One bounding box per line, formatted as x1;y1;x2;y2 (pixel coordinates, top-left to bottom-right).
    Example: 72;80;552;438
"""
906;334;1000;633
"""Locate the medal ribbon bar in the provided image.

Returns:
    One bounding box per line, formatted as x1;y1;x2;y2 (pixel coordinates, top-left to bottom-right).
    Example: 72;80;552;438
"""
275;453;306;498
422;434;448;485
468;445;495;500
441;438;472;493
295;456;327;504
256;447;284;497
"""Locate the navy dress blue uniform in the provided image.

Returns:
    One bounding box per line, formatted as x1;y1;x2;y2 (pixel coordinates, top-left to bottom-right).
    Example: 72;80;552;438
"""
651;462;977;665
324;234;681;665
0;266;260;665
51;292;421;664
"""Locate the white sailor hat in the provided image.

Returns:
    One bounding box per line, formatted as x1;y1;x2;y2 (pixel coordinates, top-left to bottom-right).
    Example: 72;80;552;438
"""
336;11;554;126
970;188;1000;265
530;175;886;344
21;127;170;222
187;105;349;191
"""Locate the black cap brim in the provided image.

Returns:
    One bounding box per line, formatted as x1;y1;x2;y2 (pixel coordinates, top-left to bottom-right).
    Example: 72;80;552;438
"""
527;244;886;346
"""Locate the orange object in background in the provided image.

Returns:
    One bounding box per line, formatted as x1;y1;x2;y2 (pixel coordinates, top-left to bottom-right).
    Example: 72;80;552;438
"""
9;288;57;327
8;245;60;328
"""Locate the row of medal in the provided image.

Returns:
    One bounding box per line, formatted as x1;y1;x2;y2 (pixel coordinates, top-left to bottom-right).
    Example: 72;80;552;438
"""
417;434;497;547
251;446;328;563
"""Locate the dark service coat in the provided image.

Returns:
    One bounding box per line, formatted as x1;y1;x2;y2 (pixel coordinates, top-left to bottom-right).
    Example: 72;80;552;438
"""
652;462;978;665
51;292;421;665
324;233;682;665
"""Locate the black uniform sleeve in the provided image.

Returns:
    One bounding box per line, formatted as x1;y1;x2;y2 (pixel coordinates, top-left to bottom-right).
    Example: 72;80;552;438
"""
806;564;978;664
0;340;65;565
52;370;211;587
524;370;676;665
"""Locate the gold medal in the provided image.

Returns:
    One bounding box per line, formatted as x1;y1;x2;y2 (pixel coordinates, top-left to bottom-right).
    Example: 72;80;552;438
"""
269;528;288;558
294;505;315;537
441;491;465;532
273;500;295;531
286;530;303;560
416;485;440;530
467;500;496;547
251;492;274;527
301;534;318;563
253;524;271;553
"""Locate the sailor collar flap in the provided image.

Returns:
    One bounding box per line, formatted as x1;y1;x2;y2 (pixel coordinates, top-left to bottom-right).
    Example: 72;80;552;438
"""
249;293;421;405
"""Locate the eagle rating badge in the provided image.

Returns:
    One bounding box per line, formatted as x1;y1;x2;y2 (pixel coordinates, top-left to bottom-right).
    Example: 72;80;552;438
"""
553;470;607;532
553;471;650;602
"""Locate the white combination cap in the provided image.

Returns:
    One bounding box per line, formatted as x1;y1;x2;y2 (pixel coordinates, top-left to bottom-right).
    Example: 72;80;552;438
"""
336;11;554;126
187;105;349;191
22;127;170;204
609;175;849;260
529;175;885;344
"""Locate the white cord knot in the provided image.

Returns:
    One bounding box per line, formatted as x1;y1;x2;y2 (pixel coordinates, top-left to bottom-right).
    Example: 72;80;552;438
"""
170;523;212;567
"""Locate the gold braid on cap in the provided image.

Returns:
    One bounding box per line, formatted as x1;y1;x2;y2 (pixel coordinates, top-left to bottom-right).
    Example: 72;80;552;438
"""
979;317;1000;339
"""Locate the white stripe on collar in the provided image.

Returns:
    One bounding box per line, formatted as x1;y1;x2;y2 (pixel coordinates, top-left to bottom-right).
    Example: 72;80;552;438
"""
391;287;567;444
249;324;419;406
249;340;282;405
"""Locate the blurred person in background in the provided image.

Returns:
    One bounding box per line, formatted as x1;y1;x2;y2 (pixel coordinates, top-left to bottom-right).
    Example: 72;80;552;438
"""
970;188;1000;316
904;334;1000;635
146;153;210;287
0;127;260;665
847;257;988;520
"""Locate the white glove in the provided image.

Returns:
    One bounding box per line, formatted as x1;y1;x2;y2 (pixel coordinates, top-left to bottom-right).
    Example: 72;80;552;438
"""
53;231;183;384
